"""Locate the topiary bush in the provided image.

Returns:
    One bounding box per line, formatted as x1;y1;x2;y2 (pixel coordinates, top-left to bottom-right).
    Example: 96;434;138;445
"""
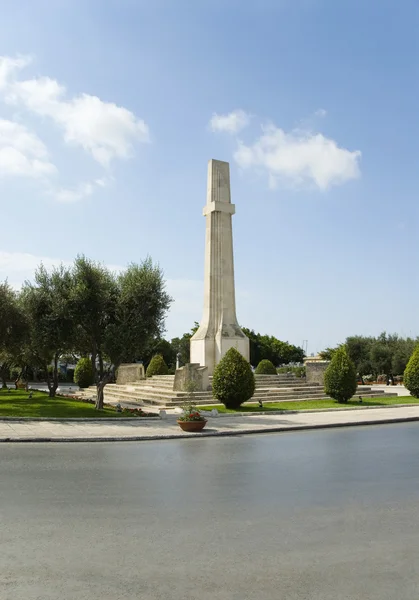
74;358;94;389
255;359;277;375
324;346;357;403
212;347;255;410
404;345;419;398
146;354;169;377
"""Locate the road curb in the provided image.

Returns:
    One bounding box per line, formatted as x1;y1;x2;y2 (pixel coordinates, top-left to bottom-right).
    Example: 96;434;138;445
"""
0;402;415;423
0;415;418;442
203;402;417;417
0;417;160;422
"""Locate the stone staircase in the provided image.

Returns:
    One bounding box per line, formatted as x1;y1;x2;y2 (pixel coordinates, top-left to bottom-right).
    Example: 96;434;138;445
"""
80;373;395;407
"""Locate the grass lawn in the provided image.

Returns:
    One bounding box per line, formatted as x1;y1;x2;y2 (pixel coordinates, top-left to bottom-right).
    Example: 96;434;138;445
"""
200;396;417;413
0;389;134;418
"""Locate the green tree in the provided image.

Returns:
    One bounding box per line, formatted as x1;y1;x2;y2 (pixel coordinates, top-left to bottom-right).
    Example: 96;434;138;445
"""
255;359;277;375
319;346;340;360
370;343;393;382
212;347;255;409
170;322;200;367
241;328;304;367
324;346;357;403
148;339;175;370
391;337;416;376
146;354;169;377
21;265;74;397
345;336;373;383
0;282;28;388
72;256;172;409
74;357;94;388
404;345;419;398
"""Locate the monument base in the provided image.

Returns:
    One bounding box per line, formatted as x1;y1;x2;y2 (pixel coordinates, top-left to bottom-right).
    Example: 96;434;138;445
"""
304;359;330;386
190;334;249;376
173;363;209;392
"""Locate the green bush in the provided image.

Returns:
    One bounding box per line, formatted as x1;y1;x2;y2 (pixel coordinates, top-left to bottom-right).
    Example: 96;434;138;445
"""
74;358;94;388
404;345;419;398
324;346;357;403
212;347;255;409
293;366;306;378
146;354;169;377
277;365;306;378
255;359;277;375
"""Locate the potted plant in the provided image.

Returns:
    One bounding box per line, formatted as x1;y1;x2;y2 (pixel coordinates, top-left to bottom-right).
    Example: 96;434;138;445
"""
177;400;207;432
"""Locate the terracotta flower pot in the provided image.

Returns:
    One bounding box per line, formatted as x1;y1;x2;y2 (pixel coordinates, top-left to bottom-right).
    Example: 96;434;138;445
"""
177;420;207;432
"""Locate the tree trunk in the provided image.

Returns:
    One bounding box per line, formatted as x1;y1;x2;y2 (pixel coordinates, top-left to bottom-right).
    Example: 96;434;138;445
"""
14;368;24;390
98;352;104;380
49;355;59;398
0;363;9;388
91;343;97;384
95;367;115;410
95;381;105;410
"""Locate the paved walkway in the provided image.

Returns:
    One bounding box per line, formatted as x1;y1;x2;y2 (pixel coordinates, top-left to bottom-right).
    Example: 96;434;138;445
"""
0;405;418;441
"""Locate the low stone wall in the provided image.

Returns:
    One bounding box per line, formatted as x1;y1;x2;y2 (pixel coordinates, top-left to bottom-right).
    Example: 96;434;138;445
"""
305;361;330;386
116;363;145;384
173;363;209;392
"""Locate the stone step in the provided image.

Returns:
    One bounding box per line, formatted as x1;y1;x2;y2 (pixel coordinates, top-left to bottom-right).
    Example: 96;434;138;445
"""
85;385;213;401
94;386;392;407
253;383;316;389
91;383;326;398
103;388;323;401
133;376;319;389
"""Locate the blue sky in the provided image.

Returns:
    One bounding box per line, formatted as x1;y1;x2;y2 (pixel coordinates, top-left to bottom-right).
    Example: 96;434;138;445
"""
0;0;418;355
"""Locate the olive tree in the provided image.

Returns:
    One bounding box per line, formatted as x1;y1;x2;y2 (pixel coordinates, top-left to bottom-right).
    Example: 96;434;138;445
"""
72;256;172;409
0;282;28;388
21;265;75;397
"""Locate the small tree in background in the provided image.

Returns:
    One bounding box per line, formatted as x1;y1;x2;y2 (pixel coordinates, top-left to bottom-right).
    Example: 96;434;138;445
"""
0;282;28;388
404;345;419;398
255;359;277;375
146;354;169;377
324;346;357;403
212;348;255;410
74;358;94;389
21;265;74;398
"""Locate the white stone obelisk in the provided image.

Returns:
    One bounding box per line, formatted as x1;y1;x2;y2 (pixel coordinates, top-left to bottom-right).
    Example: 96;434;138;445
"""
190;159;249;375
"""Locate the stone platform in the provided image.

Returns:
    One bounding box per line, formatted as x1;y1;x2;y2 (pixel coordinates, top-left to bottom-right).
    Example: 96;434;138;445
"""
80;373;396;407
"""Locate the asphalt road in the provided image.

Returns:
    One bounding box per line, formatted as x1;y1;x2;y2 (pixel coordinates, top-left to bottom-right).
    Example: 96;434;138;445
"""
1;424;419;599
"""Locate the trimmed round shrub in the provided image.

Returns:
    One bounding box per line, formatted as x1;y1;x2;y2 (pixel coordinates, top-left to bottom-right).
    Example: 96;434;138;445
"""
74;358;94;388
255;359;277;375
212;347;255;410
146;354;169;377
324;346;357;403
404;345;419;398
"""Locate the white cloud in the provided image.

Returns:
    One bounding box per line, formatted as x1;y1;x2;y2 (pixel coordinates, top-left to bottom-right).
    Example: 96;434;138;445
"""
0;55;31;90
52;178;108;203
0;119;56;178
0;54;150;202
234;124;361;190
2;67;149;166
209;109;250;134
315;108;327;118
